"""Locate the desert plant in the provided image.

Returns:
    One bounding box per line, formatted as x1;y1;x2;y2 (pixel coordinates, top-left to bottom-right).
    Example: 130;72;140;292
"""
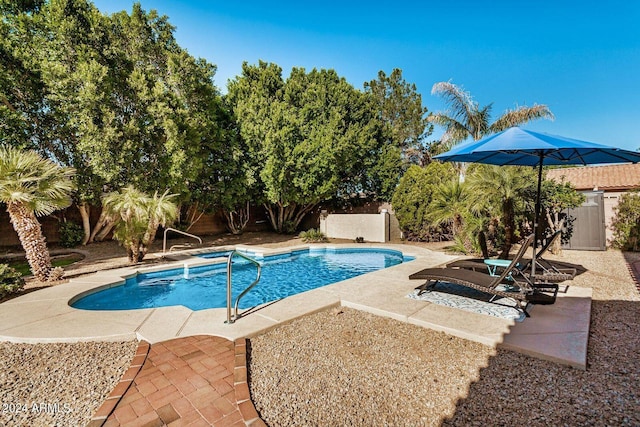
102;186;179;263
0;264;25;297
466;164;535;258
58;221;84;248
610;191;640;251
299;228;328;243
282;220;298;235
0;146;75;281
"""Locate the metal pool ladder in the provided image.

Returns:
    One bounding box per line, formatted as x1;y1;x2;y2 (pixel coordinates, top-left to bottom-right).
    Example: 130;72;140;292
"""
225;250;262;324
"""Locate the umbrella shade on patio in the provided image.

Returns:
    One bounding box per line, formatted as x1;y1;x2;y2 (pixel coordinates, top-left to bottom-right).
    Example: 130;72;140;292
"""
433;126;640;276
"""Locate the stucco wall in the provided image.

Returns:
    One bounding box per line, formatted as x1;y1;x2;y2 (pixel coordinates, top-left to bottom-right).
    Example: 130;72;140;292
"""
319;212;390;242
603;191;625;244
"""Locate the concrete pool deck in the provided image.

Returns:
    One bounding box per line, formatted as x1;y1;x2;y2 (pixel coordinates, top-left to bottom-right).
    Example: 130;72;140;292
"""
0;243;591;369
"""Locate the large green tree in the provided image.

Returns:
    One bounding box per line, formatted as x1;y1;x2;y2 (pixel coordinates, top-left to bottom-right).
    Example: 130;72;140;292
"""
0;0;47;150
429;81;554;149
0;146;75;281
1;0;228;242
364;69;432;165
228;62;392;232
189;97;258;234
31;0;109;242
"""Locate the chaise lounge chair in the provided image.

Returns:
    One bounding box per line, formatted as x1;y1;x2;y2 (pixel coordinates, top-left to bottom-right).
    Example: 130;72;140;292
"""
409;234;557;317
445;231;577;283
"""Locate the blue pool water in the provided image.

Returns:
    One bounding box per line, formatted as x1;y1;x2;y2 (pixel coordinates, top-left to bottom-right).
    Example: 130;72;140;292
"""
72;248;412;311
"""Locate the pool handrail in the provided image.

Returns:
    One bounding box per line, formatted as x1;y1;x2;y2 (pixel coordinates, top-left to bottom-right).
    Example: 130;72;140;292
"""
225;250;262;324
162;228;203;254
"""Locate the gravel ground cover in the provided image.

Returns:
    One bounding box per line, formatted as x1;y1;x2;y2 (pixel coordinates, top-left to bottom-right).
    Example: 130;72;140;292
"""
0;341;137;427
249;249;640;426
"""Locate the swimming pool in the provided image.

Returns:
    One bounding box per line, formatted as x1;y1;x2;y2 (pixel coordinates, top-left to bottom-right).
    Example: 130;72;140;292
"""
72;248;413;311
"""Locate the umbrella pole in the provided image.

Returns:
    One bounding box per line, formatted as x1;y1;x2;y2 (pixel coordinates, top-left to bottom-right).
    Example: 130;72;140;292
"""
531;153;544;278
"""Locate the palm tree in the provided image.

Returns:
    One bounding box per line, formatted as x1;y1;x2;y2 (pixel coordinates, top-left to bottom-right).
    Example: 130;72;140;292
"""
0;146;75;281
466;164;535;258
427;179;471;238
102;186;178;263
428;178;489;254
429;81;554;149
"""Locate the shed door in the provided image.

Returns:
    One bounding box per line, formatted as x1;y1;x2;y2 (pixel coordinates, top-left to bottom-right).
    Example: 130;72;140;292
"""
564;191;606;251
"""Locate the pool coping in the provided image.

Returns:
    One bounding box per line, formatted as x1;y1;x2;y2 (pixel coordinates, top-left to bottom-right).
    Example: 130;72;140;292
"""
0;243;591;369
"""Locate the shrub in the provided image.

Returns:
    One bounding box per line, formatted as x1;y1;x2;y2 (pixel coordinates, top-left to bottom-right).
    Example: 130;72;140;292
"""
282;220;298;235
299;228;328;243
610;191;640;251
59;221;84;248
391;162;457;241
102;186;178;263
0;264;25;297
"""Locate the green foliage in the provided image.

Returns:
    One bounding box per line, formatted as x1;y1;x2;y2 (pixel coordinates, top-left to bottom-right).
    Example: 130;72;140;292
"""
282;220;298;235
0;264;25;297
391;163;457;240
364;143;404;202
190;96;257;223
71;4;223;197
58;221;84;248
0;146;76;216
538;176;585;247
364;68;432;165
299;228;328;243
1;1;227;207
102;186;178;263
610;191;640;251
228;61;395;232
466;164;536;257
0;145;75;281
6;255;80;277
427;179;472;236
416;164;586;256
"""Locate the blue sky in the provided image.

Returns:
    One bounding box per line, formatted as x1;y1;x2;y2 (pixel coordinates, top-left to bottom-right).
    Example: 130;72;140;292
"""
93;0;640;151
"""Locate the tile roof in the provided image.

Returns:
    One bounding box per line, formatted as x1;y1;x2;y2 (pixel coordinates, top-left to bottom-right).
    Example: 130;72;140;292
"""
546;163;640;191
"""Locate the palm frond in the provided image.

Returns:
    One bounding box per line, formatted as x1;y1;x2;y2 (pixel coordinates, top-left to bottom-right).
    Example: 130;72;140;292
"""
430;82;497;144
490;104;554;133
148;190;179;227
427;179;469;227
0;145;75;215
468;105;493;140
431;81;478;123
427;113;469;148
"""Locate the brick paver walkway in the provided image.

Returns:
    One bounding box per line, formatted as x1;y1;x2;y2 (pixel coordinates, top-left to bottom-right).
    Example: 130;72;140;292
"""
89;336;264;426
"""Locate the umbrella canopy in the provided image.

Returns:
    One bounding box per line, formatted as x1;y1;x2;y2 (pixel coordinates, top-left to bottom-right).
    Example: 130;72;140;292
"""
434;127;640;166
434;126;640;276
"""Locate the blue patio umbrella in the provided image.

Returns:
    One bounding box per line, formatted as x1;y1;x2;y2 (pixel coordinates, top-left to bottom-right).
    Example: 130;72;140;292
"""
434;126;640;276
